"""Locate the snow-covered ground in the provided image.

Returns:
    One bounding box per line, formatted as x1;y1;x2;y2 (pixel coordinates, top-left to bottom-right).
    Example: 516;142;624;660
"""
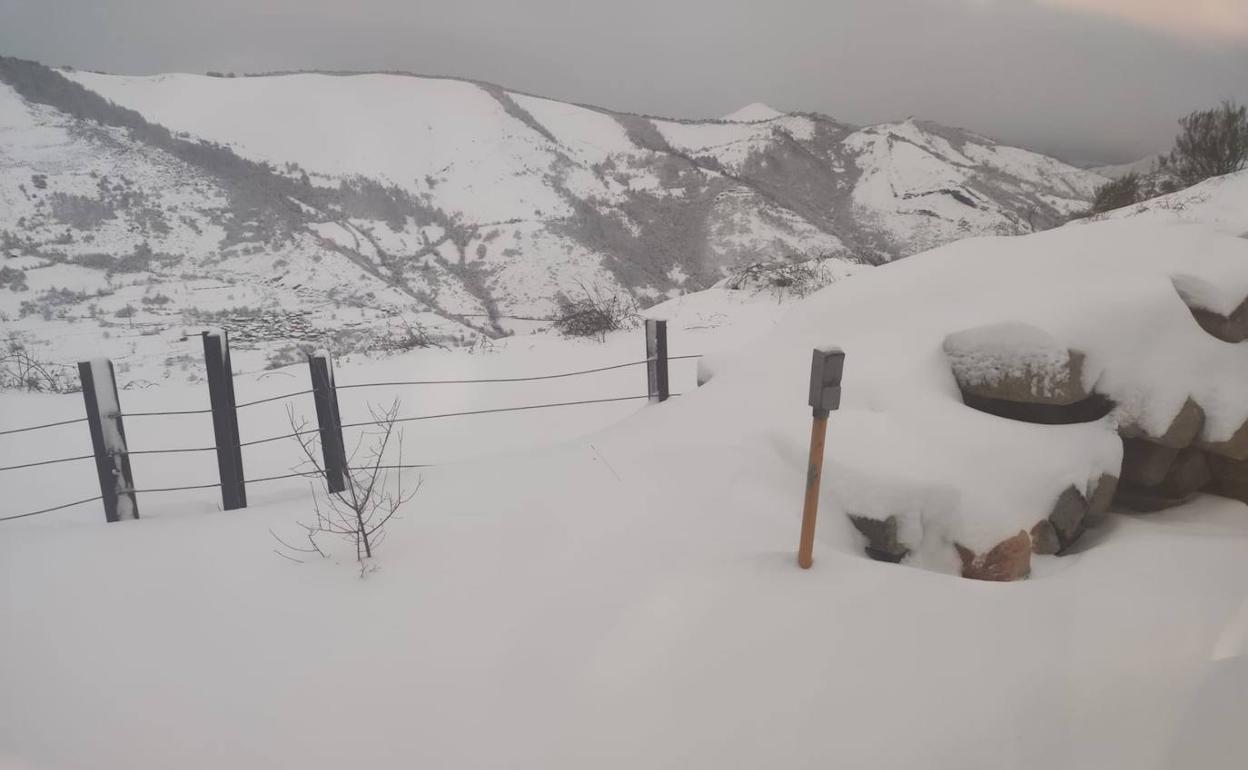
3;174;1248;769
1086;168;1248;237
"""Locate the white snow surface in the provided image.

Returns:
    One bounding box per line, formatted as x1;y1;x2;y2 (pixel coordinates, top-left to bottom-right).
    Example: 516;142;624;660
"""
3;181;1248;769
63;70;576;223
1089;168;1248;238
721;102;786;122
943;321;1084;396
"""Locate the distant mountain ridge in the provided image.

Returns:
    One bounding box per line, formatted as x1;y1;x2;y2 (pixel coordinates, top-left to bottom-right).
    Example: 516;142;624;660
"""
1090;155;1163;179
0;57;1104;379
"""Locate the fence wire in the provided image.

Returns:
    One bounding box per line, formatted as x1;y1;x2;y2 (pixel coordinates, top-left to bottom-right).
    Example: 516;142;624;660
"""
121;407;213;418
2;351;699;522
0;495;105;522
0;454;96;473
0;416;88;437
235;389;315;410
334;354;702;391
339;393;657;429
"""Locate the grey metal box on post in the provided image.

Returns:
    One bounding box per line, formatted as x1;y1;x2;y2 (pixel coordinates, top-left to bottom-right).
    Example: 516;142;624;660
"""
808;347;845;416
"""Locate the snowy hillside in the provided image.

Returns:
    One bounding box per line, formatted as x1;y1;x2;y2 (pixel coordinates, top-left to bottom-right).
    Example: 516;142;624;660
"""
3;164;1248;769
0;57;1105;382
0;77;492;387
721;102;787;122
1082;168;1248;237
1090;154;1163;179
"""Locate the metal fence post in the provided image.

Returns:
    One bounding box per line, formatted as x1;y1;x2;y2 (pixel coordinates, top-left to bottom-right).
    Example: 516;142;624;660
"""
202;330;246;510
78;358;139;522
645;319;670;403
308;351;347;493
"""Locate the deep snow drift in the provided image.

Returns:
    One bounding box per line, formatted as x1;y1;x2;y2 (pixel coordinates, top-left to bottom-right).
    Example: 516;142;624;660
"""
3;179;1248;768
1087;167;1248;237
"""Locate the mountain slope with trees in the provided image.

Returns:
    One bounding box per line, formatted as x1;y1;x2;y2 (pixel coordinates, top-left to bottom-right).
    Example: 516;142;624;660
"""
1;57;1104;382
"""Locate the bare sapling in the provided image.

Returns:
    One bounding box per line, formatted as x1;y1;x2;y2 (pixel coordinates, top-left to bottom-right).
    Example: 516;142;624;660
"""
272;398;418;576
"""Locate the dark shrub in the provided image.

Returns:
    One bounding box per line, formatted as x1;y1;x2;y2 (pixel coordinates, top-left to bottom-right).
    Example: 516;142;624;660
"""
1090;173;1143;214
1167;101;1248;186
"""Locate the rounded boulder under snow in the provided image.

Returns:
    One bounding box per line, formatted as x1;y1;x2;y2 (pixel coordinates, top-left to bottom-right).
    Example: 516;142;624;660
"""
684;217;1248;578
943;321;1095;405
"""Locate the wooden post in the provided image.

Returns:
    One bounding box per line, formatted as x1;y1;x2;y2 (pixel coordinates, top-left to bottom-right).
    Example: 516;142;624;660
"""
78;359;139;522
645;319;670;403
308;350;347;493
202;330;246;510
798;347;845;569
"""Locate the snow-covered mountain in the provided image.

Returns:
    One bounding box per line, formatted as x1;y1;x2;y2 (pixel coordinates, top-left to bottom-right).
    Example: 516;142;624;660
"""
1090;154;1162;179
0;57;1104;380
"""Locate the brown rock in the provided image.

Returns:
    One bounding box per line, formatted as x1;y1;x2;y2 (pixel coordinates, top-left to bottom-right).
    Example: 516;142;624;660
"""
1030;520;1060;555
1115;448;1212;511
1196;417;1248;461
1163;449;1213;496
848;514;909;563
1120;438;1180;487
1187;298;1248;343
1085;474;1118;521
1114;488;1189;512
1208;454;1248;503
1048;485;1088;545
1119;398;1205;449
956;531;1032;581
1031;475;1118;555
1172;275;1248;342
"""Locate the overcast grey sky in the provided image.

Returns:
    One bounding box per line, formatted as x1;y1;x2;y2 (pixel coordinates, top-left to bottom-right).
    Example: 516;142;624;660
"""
2;0;1245;164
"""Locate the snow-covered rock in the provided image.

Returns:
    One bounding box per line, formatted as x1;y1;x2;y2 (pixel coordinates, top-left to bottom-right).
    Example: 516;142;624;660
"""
1173;273;1248;342
691;216;1248;576
943;322;1092;405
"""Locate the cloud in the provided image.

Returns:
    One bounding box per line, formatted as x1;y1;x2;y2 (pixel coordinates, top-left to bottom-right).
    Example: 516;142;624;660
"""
4;0;1247;163
1039;0;1248;44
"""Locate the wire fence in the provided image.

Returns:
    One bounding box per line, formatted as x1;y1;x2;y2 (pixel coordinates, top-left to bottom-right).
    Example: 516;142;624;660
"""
0;416;88;437
1;344;701;523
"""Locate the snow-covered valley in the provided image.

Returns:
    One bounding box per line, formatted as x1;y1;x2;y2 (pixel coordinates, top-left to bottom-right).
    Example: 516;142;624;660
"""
0;57;1106;382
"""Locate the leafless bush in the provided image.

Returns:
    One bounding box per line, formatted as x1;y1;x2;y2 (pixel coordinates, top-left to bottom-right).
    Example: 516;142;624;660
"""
724;258;834;302
272;399;418;576
374;316;446;353
552;283;639;342
0;339;78;392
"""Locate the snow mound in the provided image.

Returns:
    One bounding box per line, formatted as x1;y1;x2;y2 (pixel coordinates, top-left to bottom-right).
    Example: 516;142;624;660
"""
1087;168;1248;237
943;322;1083;402
721;102;785;122
690;217;1248;573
